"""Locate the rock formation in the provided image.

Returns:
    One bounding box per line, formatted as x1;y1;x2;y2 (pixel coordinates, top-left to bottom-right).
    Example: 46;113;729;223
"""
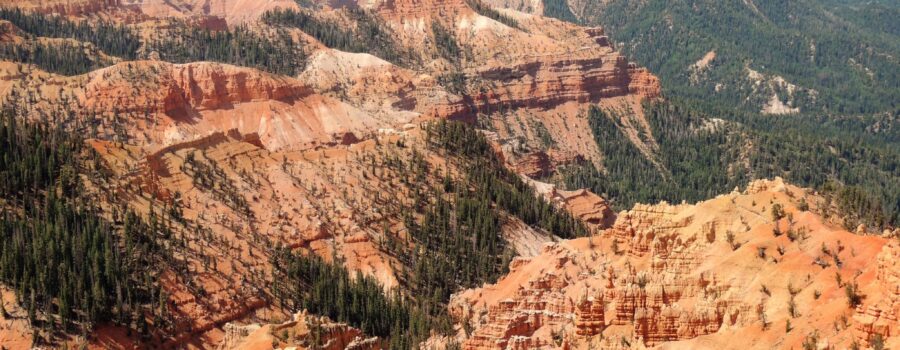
853;241;899;345
218;311;380;350
450;179;899;349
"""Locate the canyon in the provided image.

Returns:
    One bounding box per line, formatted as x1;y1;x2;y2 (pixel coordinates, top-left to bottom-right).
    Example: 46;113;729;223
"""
0;0;896;349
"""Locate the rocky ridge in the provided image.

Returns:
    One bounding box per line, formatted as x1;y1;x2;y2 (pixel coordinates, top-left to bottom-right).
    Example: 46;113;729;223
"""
450;178;899;349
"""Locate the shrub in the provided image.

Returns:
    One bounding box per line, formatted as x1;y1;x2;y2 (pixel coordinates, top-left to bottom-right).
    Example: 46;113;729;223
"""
870;334;885;350
802;331;819;350
771;203;785;221
845;283;863;308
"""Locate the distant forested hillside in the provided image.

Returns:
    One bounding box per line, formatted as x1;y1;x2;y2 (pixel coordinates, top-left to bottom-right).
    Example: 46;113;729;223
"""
553;0;900;115
558;100;899;230
529;0;900;230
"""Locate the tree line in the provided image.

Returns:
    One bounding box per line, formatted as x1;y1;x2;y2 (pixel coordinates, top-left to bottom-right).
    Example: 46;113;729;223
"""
0;110;172;345
0;9;305;76
575;0;900;114
560;101;898;231
426;120;588;238
0;40;108;75
261;8;412;67
0;8;139;59
465;0;521;30
144;24;303;76
270;247;447;349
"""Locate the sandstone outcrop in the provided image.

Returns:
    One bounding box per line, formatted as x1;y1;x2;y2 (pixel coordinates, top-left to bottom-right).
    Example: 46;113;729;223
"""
513;151;554;178
450;179;897;349
853;241;900;347
218;311;380;350
460;272;575;350
526;178;615;231
4;0;662;172
1;61;399;151
466;51;659;111
81;61;308;121
574;291;605;336
0;20;21;43
299;50;469;121
556;189;615;230
344;0;661;166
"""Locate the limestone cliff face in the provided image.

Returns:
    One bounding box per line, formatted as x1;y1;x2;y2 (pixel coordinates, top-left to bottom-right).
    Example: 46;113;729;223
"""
82;61;311;115
7;0;662;170
466;49;660;112
299;50;470;121
450;179;897;349
574;290;605;336
461;25;659;167
2;61;391;151
512;151;554;178
456;20;661;111
341;0;661;165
